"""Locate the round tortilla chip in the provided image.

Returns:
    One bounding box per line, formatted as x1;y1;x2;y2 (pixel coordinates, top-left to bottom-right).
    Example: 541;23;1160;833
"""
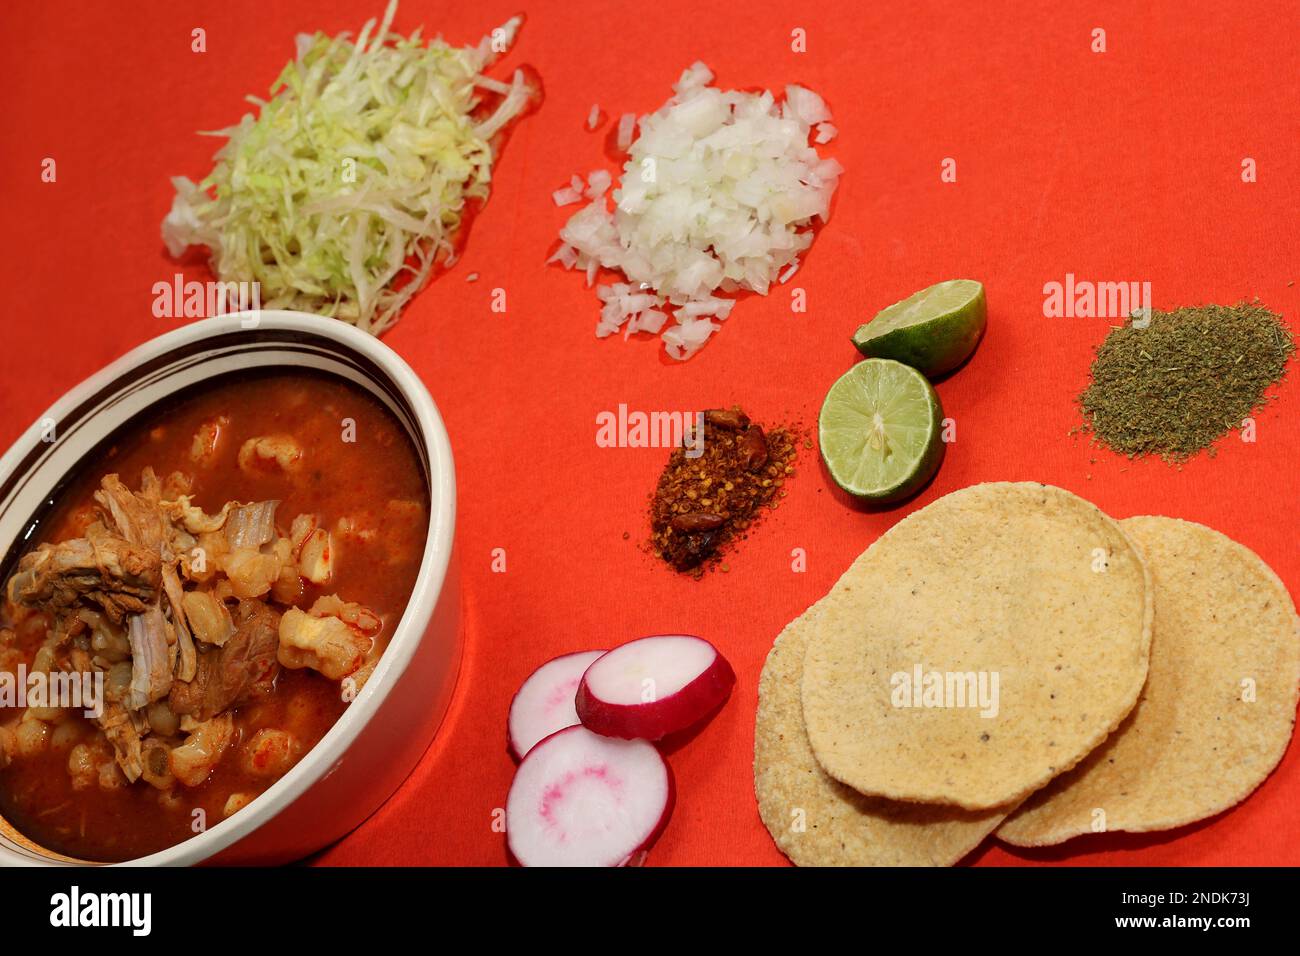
802;482;1152;810
755;600;1009;866
998;516;1300;846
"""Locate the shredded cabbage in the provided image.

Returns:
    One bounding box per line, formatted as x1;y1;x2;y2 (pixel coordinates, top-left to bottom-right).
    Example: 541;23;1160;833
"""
551;62;842;360
162;0;532;334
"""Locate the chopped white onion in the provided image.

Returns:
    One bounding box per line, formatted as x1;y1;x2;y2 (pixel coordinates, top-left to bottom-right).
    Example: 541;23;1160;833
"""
785;84;831;125
616;113;637;152
585;169;612;199
553;64;841;359
552;186;583;207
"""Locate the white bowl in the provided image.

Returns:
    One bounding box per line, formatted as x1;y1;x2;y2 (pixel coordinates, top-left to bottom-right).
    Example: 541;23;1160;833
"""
0;311;459;866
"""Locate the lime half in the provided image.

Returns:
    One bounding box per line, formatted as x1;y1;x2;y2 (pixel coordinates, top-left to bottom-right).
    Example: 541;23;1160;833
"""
852;279;986;378
819;359;945;502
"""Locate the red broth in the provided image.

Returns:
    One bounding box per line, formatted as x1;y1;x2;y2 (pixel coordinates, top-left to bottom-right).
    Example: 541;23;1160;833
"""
0;370;427;861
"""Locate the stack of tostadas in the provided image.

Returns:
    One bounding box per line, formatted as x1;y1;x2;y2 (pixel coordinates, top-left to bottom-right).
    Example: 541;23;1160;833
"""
755;483;1300;865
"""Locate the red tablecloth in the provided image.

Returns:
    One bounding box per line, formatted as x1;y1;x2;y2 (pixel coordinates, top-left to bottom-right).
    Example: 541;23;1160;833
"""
2;0;1297;866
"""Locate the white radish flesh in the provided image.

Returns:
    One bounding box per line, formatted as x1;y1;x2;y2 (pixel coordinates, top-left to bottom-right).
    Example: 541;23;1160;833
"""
576;634;735;740
506;726;672;867
508;650;606;759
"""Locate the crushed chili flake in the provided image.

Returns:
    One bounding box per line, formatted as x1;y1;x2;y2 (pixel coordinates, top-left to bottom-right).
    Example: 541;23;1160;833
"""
649;406;798;574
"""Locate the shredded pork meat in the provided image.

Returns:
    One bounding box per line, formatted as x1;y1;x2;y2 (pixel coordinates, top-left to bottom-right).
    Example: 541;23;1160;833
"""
6;524;160;623
170;599;280;721
125;604;174;711
3;467;380;792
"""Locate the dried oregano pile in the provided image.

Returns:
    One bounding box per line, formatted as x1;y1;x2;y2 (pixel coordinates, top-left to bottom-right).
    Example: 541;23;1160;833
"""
1079;302;1294;462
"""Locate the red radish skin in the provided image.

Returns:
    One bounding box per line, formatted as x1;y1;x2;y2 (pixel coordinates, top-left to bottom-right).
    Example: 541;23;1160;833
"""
505;725;674;867
576;635;735;740
508;650;606;759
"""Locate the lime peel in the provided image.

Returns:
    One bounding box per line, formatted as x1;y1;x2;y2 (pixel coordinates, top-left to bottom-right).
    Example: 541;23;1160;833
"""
852;279;987;379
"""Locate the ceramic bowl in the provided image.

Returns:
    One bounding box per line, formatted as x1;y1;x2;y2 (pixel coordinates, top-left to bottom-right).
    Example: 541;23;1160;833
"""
0;311;459;866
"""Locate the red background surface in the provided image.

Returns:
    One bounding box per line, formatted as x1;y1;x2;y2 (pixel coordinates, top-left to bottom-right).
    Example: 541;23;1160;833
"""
1;0;1298;866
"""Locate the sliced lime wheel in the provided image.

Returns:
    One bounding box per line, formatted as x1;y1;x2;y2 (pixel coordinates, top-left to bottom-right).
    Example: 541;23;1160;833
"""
851;279;986;378
818;358;945;502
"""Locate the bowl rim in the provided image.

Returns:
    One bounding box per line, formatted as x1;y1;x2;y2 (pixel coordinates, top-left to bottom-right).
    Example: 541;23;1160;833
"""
0;310;456;866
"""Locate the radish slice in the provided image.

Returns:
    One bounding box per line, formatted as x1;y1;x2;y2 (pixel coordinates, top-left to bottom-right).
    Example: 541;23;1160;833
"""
508;650;606;759
576;635;735;740
506;725;673;866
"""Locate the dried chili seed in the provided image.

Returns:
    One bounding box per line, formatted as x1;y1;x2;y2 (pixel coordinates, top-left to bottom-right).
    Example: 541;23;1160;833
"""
671;513;725;533
704;407;749;430
739;426;769;471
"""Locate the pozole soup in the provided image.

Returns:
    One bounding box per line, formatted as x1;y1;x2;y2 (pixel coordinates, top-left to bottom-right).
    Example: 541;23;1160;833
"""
0;370;427;861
